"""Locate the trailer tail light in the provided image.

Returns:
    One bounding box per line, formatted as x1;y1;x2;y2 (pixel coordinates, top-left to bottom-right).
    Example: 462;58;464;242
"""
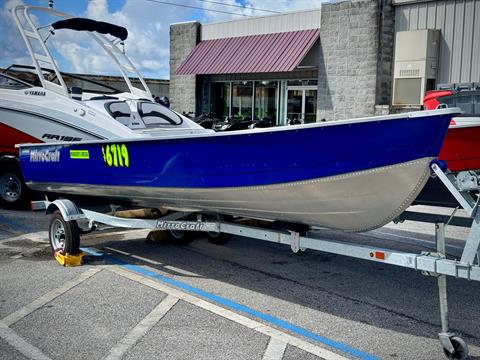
370;251;385;260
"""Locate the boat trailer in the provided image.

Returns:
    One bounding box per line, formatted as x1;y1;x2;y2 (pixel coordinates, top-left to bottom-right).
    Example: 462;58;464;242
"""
38;162;480;360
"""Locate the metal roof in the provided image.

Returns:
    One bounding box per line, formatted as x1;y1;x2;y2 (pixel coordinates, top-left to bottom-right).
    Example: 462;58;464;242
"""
175;29;320;75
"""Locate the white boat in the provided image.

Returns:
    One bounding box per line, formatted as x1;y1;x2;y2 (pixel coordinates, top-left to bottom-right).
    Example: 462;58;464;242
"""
0;5;208;208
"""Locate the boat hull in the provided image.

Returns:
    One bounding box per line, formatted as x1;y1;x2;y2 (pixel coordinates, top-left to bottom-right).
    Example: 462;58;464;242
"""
438;123;480;172
18;110;455;231
415;120;480;207
28;157;432;231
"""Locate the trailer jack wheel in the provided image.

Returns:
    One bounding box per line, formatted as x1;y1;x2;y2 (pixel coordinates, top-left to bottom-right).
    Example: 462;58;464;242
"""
441;336;468;360
49;211;83;266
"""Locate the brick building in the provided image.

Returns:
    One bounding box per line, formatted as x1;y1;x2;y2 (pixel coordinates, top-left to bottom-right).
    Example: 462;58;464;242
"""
169;0;480;123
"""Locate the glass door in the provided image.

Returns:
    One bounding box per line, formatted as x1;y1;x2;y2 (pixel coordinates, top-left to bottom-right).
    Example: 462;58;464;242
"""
286;89;303;123
285;86;317;124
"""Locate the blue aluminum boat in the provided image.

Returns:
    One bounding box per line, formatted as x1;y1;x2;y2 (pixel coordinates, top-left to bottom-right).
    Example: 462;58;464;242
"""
18;108;457;232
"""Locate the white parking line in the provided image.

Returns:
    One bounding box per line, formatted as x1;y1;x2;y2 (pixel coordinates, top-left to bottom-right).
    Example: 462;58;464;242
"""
105;246;201;276
0;231;49;244
102;295;179;360
0;322;52;360
1;267;102;327
262;337;287;360
108;266;348;360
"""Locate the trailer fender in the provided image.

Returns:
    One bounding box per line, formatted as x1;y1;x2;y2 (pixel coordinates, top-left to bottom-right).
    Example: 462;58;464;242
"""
46;199;86;222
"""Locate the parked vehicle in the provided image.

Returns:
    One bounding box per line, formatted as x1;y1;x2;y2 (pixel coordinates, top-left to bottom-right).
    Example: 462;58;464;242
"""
193;113;220;129
248;116;275;129
212;116;253;131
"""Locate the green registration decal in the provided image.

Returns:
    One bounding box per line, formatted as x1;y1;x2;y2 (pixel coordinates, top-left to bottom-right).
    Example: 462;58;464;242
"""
70;150;90;159
102;144;130;167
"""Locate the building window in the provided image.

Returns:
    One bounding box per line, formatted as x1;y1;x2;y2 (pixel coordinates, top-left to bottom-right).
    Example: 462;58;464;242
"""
232;81;253;119
211;79;317;125
255;81;278;122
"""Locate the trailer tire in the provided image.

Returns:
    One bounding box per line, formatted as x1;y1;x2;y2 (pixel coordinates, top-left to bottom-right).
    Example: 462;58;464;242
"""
443;337;468;360
169;229;195;245
0;165;29;209
49;211;81;255
207;232;231;245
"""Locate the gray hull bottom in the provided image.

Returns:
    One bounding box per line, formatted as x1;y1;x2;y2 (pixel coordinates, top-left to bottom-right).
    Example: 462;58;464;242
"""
29;157;432;232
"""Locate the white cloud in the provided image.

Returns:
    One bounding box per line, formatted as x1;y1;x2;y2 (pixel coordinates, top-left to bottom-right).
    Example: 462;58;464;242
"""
0;0;33;68
201;0;325;23
1;0;327;79
1;0;191;78
50;0;177;78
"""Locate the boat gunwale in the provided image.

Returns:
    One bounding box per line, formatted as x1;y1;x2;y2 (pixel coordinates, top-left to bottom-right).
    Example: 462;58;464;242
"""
16;108;460;148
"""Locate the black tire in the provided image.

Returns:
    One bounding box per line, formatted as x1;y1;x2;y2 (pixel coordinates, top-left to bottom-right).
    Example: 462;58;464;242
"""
443;337;468;360
205;214;233;245
0;164;30;209
168;229;195;245
207;232;231;245
48;211;80;255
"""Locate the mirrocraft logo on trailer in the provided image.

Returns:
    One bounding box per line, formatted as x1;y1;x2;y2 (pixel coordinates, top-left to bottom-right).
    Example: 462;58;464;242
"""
29;148;61;162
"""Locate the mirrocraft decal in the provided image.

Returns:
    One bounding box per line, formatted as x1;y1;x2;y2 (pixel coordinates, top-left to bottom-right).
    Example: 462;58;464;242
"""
29;149;60;162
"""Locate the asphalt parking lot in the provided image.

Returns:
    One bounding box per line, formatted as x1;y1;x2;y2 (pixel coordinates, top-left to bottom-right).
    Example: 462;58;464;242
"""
1;206;479;360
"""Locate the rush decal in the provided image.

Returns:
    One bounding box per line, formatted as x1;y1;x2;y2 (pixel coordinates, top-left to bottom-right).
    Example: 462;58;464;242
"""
69;150;90;159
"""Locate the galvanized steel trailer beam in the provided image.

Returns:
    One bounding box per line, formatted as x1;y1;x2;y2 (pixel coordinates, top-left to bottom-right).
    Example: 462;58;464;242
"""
42;201;480;281
216;222;480;282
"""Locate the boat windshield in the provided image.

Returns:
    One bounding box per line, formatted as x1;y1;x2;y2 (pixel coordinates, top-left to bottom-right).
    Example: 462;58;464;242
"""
0;73;32;90
105;100;196;129
438;90;480;117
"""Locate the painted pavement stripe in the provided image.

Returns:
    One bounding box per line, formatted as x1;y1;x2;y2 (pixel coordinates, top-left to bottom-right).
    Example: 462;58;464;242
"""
84;247;378;360
0;214;35;233
108;265;345;360
262;337;288;360
106;246;202;276
0;322;52;360
0;231;49;244
1;267;102;326
102;295;179;360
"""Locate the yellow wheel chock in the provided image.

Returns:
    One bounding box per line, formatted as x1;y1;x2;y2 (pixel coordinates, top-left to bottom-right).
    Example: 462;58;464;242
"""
54;250;84;267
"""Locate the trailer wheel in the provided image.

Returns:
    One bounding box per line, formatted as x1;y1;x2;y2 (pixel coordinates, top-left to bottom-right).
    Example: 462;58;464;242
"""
443;337;468;360
207;231;231;245
0;165;29;209
169;230;195;245
49;211;80;255
206;214;232;244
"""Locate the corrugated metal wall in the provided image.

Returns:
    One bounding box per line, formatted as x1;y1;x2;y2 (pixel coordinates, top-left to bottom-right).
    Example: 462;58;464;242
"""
201;9;322;40
395;0;480;84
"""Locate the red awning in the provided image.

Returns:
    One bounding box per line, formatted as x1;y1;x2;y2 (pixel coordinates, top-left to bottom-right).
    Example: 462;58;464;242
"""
176;29;320;75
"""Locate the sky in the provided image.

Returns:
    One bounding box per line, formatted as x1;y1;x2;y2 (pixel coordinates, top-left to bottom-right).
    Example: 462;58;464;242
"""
0;0;325;79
